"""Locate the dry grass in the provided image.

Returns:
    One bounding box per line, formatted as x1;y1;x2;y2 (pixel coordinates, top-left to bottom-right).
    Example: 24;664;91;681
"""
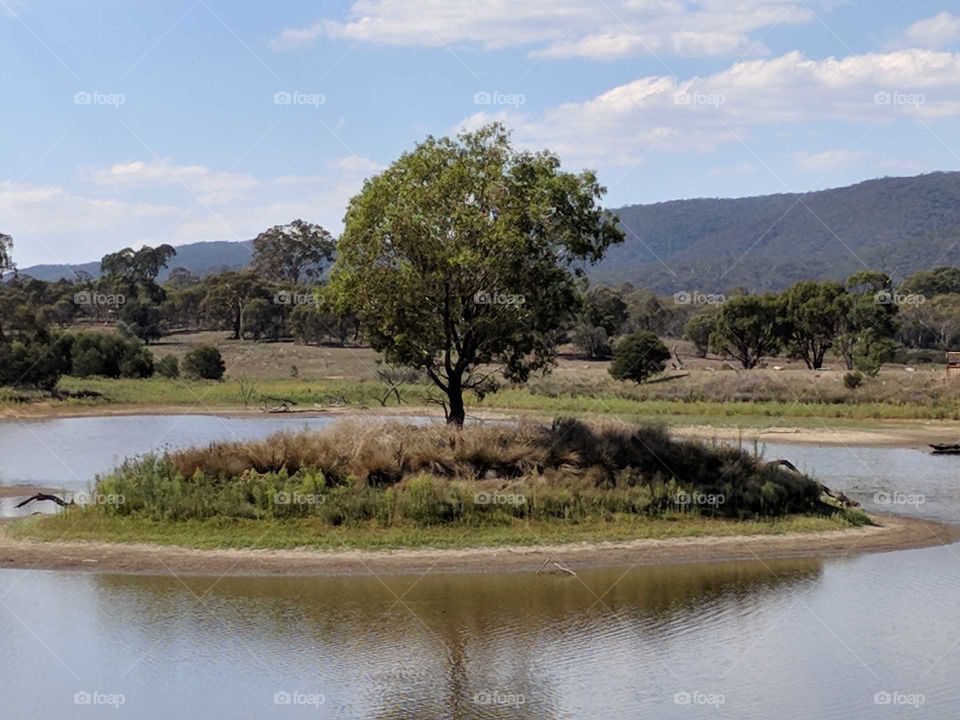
100;418;830;521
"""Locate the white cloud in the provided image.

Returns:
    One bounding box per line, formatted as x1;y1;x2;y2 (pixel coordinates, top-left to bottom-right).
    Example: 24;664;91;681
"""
90;160;259;205
4;156;380;265
793;149;864;173
269;0;813;60
460;49;960;168
904;12;960;50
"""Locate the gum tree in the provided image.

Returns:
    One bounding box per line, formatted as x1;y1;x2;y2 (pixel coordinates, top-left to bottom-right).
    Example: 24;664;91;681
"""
328;124;623;425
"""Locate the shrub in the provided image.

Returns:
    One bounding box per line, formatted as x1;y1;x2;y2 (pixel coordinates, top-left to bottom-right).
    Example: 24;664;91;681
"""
94;419;827;523
68;332;154;379
609;332;671;384
843;371;864;390
183;346;225;380
156;355;180;379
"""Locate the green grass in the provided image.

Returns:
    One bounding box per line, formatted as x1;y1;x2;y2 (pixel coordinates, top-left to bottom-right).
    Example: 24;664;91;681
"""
8;510;865;551
43;375;960;424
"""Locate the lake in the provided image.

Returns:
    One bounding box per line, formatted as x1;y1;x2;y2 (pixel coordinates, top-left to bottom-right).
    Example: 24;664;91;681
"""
1;414;958;718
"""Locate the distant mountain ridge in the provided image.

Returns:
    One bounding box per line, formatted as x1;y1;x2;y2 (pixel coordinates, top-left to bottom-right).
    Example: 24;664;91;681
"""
592;171;960;293
19;240;254;282
16;172;960;292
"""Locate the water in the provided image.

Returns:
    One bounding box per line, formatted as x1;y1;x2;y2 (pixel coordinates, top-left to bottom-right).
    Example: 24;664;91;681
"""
1;416;959;718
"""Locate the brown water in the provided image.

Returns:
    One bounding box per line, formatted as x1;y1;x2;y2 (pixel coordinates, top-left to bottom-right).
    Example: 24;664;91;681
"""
1;415;959;718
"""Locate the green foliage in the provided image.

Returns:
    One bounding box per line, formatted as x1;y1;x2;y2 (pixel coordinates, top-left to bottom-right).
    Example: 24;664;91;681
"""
156;355;180;379
93;420;825;524
182;346;225;380
683;311;717;358
901;266;960;298
252;219;335;283
711;295;783;369
591;172;960;292
843;371;864;390
609;331;671;384
581;286;628;336
68;332;154;379
780;281;848;369
328;123;623;424
571;322;612;359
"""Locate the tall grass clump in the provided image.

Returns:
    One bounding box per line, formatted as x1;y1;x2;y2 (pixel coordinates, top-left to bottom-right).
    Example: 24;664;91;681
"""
93;418;827;525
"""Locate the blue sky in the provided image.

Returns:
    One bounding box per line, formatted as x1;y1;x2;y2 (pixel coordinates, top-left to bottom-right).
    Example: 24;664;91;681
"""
3;0;960;266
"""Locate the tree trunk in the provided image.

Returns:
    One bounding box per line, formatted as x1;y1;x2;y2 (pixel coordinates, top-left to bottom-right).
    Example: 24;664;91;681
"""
446;379;465;426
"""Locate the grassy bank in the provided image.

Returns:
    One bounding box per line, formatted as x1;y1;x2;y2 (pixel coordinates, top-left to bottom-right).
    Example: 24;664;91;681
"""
9;419;869;552
9;512;863;551
17;374;960;424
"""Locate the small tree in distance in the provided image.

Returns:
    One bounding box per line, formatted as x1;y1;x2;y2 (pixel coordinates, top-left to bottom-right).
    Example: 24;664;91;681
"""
609;332;671;384
183;346;225;380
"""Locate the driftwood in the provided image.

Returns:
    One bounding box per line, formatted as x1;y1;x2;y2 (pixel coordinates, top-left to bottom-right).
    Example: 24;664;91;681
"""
536;559;577;577
15;493;72;509
768;459;860;508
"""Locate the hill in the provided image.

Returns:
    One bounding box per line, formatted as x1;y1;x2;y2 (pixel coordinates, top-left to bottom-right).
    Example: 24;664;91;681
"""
16;172;960;292
19;240;254;282
594;171;960;293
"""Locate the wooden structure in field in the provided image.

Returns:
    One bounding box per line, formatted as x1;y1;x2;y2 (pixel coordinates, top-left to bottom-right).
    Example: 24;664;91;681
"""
948;352;960;375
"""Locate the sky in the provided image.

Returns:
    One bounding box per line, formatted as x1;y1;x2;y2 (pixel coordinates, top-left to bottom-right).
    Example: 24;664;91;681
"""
4;0;960;267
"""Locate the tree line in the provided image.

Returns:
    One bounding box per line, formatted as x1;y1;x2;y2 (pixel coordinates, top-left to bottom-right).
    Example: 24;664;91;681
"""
5;124;960;423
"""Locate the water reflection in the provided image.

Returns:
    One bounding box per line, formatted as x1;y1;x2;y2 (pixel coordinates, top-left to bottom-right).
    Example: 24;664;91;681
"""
46;560;818;719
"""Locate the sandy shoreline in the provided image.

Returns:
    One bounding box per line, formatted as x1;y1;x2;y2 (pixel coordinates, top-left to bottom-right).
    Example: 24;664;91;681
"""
0;515;954;577
4;403;960;447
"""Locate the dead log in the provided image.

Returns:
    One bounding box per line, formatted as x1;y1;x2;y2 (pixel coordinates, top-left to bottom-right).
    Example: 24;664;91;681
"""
15;493;72;508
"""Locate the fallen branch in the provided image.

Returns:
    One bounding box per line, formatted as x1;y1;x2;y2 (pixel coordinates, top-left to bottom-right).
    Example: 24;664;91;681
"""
15;493;72;509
